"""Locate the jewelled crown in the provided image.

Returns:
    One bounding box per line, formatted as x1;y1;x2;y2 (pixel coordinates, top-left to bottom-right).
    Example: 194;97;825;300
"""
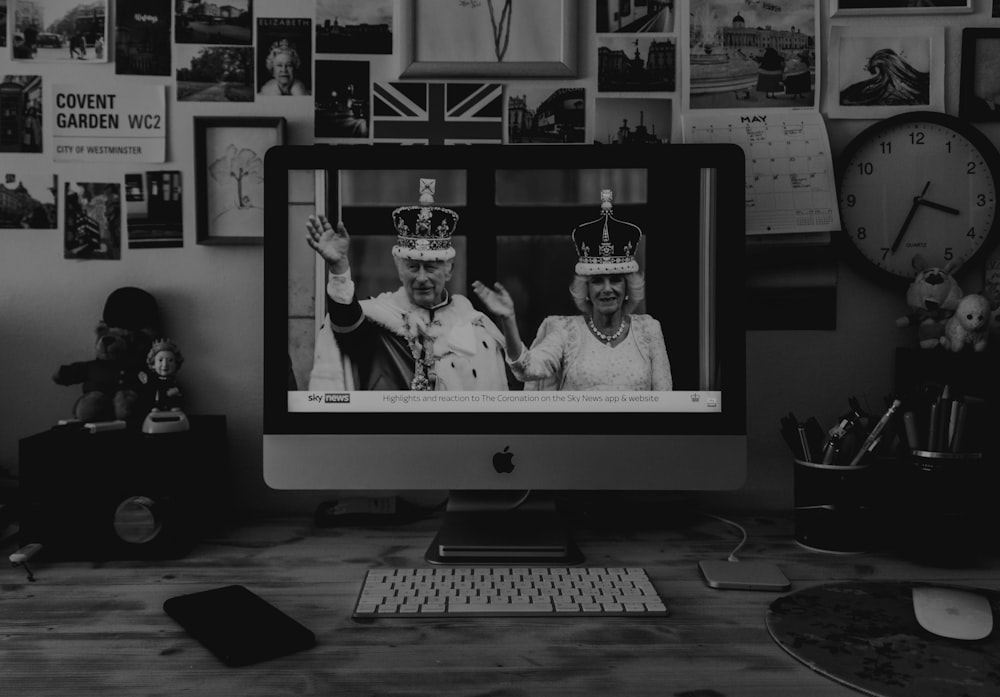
391;179;458;262
571;189;642;275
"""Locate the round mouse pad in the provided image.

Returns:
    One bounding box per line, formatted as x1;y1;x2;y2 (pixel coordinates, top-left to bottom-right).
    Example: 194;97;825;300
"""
765;581;999;697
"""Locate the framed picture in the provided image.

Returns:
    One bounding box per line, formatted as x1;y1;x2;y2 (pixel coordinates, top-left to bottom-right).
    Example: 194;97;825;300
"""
399;0;578;78
960;28;1000;123
826;25;945;120
831;0;971;15
194;116;286;245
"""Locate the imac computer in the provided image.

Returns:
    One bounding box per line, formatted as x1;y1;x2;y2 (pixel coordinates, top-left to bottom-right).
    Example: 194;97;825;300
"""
264;143;747;564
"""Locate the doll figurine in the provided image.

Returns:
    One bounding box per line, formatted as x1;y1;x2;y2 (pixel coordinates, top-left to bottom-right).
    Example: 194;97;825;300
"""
140;338;184;411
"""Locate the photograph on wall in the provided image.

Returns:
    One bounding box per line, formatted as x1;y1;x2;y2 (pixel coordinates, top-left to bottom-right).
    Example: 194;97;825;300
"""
598;36;676;92
316;0;392;54
959;29;1000;123
596;0;674;33
0;74;42;152
12;0;108;62
507;84;584;143
257;17;311;97
1;0;7;48
826;25;944;119
686;0;817;110
125;170;182;248
372;82;503;144
175;0;252;45
831;0;971;15
0;172;56;229
176;45;254;102
594;96;671;144
314;59;369;139
115;0;170;75
64;180;121;260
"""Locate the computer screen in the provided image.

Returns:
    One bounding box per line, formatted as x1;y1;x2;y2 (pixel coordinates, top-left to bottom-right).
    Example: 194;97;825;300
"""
263;143;747;563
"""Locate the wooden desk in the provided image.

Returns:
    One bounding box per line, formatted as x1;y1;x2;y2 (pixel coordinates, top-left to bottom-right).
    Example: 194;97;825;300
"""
2;510;998;696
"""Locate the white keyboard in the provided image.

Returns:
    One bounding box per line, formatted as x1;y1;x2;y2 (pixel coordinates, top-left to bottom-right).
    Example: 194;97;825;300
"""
352;567;669;618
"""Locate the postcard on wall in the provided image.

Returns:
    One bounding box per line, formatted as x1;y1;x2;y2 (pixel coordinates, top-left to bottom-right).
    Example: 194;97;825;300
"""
115;0;171;76
126;170;182;248
0;75;42;152
316;0;392;55
257;18;312;97
594;97;673;145
0;172;56;229
176;45;255;102
1;0;7;48
314;60;369;139
53;83;166;162
64;180;121;260
506;84;584;144
597;0;674;32
175;0;252;45
597;36;676;93
686;0;819;111
682;110;840;235
372;82;504;144
12;0;109;62
826;25;944;119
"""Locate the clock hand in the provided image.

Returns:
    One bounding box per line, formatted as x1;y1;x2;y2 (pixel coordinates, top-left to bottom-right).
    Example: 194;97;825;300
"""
916;198;960;215
891;181;931;253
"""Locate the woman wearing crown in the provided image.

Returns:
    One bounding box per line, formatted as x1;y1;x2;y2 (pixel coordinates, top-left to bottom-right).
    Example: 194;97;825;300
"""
306;180;510;391
473;190;672;391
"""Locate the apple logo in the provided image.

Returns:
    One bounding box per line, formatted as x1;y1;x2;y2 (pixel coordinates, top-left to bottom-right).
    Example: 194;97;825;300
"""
492;446;515;473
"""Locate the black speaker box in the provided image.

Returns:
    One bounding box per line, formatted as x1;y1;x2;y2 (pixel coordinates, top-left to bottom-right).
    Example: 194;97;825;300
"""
18;415;227;560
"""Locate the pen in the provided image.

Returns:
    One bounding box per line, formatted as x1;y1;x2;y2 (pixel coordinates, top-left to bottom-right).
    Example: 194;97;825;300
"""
928;401;941;451
902;410;920;451
848;398;901;467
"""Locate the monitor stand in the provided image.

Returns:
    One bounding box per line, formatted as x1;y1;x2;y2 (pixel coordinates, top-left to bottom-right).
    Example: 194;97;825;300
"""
425;490;583;565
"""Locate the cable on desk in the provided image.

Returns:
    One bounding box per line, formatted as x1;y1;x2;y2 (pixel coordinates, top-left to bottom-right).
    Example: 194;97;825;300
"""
696;511;748;562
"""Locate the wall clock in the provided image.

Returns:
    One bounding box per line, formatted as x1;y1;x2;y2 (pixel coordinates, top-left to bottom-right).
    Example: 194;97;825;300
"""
837;111;1000;283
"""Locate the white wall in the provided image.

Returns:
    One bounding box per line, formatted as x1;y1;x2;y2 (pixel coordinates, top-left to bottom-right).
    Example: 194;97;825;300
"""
2;0;998;514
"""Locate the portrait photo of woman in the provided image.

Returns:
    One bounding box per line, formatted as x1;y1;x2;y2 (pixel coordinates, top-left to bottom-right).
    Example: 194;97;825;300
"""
259;39;310;96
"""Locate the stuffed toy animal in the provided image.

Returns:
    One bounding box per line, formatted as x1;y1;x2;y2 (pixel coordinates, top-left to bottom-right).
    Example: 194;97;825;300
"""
895;258;963;349
941;293;991;352
52;287;161;424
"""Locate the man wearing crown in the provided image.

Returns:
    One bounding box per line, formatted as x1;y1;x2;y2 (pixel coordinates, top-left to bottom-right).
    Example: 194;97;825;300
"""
306;180;510;391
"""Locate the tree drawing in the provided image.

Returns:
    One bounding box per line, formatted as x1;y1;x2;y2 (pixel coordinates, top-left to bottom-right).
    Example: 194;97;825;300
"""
209;144;262;211
459;0;513;62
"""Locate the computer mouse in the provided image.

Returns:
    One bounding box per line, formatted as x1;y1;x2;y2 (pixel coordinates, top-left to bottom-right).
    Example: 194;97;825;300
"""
912;586;994;641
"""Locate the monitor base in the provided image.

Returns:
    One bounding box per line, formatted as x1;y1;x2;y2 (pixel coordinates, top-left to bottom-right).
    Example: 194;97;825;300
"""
425;491;583;565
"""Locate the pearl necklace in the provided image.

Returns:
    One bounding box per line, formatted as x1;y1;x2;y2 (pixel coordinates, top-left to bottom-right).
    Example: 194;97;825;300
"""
587;315;627;344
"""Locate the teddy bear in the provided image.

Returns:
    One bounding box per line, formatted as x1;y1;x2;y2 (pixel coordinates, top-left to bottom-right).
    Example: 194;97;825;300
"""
52;287;161;424
895;257;963;349
940;293;991;352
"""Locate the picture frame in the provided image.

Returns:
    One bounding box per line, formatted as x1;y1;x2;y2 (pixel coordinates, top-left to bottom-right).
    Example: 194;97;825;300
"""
830;0;972;15
194;116;286;245
399;0;578;78
959;28;1000;123
826;25;945;120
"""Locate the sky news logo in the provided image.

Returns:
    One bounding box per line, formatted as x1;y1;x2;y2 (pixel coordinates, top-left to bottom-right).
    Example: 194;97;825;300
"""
325;393;350;403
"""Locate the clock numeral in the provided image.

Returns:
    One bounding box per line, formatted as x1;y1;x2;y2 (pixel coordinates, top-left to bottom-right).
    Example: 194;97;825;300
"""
968;162;977;175
967;227;976;238
845;194;856;207
909;131;925;145
944;248;954;261
856;227;867;240
880;247;890;260
977;194;987;207
856;162;874;176
879;141;892;155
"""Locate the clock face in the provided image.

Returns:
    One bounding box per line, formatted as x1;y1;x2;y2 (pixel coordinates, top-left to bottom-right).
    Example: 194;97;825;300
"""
838;112;1000;282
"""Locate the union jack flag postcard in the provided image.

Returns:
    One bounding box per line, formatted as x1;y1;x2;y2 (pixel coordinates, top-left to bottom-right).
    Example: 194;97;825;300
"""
372;82;505;144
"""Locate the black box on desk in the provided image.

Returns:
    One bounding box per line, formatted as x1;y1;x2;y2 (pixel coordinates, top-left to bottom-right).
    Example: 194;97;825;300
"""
18;415;227;560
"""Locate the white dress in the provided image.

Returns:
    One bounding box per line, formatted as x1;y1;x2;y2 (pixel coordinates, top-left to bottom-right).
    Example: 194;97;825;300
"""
509;314;673;391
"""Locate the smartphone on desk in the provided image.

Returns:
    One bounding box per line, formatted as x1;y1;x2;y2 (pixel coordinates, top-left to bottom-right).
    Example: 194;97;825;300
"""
163;584;315;667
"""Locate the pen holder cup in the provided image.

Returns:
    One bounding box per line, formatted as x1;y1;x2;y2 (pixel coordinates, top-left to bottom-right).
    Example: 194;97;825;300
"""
890;449;987;564
793;458;877;553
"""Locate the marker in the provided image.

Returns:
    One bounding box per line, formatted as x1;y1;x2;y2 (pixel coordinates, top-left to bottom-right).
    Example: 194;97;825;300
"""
903;410;920;450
